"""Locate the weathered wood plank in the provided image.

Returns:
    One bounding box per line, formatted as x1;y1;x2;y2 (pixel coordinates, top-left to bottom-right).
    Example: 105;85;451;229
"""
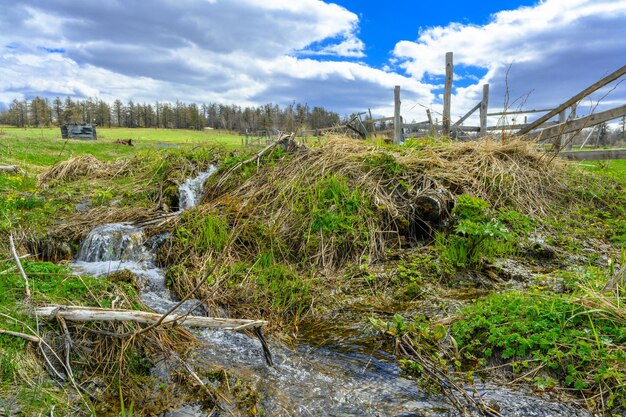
394;86;402;144
363;116;395;124
486;122;558;131
487;108;552;116
0;165;20;172
559;149;626;161
451;126;480;133
453;102;480;127
527;104;626;140
442;52;453;136
518;64;626;135
35;305;268;330
426;109;434;134
479;84;489;137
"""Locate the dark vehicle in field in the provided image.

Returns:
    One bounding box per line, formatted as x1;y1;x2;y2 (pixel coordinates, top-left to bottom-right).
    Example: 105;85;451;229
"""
61;124;97;139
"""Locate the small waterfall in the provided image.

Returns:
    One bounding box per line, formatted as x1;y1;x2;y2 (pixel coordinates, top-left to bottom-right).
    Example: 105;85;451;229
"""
76;223;147;262
178;165;217;210
73;224;202;316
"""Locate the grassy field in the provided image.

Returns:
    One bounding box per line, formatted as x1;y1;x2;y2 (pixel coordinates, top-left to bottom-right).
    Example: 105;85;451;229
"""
0;126;243;170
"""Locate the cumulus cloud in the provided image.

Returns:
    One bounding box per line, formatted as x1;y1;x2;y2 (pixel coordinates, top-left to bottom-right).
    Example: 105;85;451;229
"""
0;0;426;115
0;0;623;124
393;0;626;123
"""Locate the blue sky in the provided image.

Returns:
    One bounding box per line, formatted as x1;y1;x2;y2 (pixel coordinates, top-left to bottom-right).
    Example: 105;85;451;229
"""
330;0;539;68
0;0;624;125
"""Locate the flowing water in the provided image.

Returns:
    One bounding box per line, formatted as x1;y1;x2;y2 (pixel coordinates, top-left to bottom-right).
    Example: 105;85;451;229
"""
71;168;591;417
178;165;218;210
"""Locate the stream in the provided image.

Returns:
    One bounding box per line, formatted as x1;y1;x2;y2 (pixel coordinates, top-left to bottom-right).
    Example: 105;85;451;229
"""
70;168;590;417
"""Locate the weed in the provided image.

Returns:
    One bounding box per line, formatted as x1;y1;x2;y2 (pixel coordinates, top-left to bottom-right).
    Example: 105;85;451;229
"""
436;195;513;268
363;153;404;177
452;289;626;411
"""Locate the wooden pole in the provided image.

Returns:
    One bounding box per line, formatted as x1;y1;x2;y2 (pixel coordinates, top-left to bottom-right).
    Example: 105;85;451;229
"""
442;52;453;137
565;105;576;151
479;84;489;137
518;64;626;135
556;110;567;149
9;234;31;301
368;108;376;137
393;86;402;144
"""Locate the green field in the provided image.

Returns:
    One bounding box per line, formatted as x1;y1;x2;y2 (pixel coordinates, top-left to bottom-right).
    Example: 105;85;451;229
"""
0;126;243;170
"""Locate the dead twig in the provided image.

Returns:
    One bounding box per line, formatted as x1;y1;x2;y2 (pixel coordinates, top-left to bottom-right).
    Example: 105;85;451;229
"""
9;233;31;301
0;328;42;343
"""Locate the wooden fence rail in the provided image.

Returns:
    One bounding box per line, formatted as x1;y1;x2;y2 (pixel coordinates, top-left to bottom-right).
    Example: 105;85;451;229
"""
375;55;625;161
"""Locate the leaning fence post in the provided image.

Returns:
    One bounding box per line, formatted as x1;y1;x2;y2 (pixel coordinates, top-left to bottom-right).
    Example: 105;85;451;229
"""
556;110;567;149
479;84;489;137
393;86;402;144
426;109;434;135
442;52;453;137
565;105;576;151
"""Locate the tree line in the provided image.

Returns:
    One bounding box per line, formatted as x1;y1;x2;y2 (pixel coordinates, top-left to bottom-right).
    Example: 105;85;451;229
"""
0;96;341;132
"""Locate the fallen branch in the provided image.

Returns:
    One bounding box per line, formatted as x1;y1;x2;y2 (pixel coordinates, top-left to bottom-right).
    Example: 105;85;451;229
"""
0;328;42;343
35;305;267;330
9;233;31;301
0;165;20;172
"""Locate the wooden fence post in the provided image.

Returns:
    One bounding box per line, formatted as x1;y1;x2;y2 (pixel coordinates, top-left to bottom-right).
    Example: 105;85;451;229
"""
394;86;402;144
565;105;576;151
557;110;566;149
479;84;489;137
426;109;434;135
442;52;453;137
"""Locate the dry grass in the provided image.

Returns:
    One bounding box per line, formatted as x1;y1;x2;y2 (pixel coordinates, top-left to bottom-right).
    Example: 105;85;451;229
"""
56;206;163;241
399;138;566;215
204;136;565;264
155;136;571;327
37;155;135;186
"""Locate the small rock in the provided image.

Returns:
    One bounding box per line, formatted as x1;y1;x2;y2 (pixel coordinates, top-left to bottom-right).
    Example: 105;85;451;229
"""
75;201;92;212
525;237;557;259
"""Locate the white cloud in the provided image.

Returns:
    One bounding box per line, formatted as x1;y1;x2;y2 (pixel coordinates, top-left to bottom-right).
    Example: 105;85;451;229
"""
0;0;430;117
0;0;623;125
393;0;626;123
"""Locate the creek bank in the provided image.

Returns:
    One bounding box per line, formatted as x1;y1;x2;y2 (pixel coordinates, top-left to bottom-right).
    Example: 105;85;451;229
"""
3;138;624;415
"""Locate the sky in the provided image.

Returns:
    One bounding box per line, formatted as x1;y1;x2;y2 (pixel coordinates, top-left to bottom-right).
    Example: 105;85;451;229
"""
0;0;625;126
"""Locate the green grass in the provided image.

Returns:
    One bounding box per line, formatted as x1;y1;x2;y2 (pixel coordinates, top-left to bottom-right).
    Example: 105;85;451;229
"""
452;285;626;411
578;159;626;185
0;126;243;170
435;195;515;268
0;260;141;415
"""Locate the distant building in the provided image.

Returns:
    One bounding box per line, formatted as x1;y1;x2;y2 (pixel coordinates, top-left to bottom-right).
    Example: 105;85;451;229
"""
61;124;97;140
